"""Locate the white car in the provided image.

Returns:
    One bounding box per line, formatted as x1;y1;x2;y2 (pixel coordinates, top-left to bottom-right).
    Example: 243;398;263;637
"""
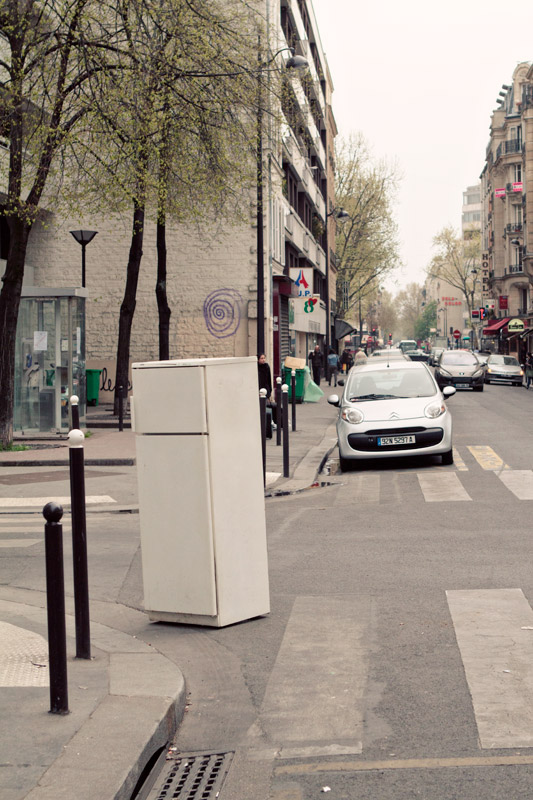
328;361;455;470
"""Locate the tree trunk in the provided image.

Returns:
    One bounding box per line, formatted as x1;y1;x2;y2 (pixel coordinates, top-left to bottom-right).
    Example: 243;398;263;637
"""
0;218;32;447
114;201;145;415
156;218;171;360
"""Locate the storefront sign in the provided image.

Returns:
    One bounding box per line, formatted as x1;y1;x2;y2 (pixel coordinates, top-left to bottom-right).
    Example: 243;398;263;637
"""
290;267;313;298
513;182;523;192
499;296;508;310
507;318;525;332
495;188;506;198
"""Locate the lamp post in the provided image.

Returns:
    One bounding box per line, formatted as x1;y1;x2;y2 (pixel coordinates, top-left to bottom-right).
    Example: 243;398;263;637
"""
70;230;98;288
324;206;349;359
256;43;308;357
470;269;480;350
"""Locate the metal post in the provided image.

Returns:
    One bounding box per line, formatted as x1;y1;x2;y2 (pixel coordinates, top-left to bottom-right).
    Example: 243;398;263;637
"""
259;389;267;486
291;370;296;432
282;384;290;478
43;502;69;715
70;394;79;431
275;376;282;446
81;243;86;289
118;384;124;432
68;429;91;659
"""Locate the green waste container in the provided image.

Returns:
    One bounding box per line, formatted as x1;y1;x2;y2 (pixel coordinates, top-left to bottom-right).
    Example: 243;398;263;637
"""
283;366;306;403
86;369;102;406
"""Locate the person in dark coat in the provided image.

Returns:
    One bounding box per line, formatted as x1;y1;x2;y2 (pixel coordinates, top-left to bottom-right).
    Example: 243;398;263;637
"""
308;345;323;385
257;353;272;398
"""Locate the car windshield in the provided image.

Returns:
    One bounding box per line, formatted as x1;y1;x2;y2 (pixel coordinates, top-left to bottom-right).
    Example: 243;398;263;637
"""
489;355;519;366
440;352;478;366
346;368;436;400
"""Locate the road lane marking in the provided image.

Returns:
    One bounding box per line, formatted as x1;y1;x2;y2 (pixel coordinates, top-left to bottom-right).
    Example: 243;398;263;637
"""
498;470;533;499
447;588;533;748
467;446;510;472
417;473;471;502
452;447;468;471
274;754;533;775
258;596;370;757
0;495;116;508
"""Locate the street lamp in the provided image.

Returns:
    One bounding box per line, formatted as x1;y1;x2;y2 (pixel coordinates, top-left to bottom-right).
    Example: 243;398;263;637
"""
256;44;308;357
70;230;98;288
324;207;349;357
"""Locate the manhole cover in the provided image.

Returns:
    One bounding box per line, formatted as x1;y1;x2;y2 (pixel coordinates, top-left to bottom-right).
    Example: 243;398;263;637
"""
142;751;234;800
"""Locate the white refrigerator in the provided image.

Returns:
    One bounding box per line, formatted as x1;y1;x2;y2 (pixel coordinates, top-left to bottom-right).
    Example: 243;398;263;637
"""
131;356;270;627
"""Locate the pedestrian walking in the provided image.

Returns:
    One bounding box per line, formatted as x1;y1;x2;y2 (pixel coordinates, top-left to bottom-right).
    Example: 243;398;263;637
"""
526;353;533;389
327;349;339;386
340;348;353;373
257;353;277;428
308;345;323;385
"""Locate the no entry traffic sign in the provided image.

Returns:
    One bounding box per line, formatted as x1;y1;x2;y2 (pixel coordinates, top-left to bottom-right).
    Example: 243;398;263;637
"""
453;329;461;339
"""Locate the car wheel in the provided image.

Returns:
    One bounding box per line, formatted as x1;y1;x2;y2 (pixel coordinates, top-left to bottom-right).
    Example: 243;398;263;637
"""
338;453;353;472
473;384;483;392
441;448;454;465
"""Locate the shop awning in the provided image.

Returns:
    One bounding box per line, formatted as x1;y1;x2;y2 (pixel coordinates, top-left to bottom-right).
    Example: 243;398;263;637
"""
483;317;510;335
335;319;356;340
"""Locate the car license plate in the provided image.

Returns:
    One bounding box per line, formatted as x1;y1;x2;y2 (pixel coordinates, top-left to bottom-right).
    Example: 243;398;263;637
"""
456;382;469;388
378;435;416;446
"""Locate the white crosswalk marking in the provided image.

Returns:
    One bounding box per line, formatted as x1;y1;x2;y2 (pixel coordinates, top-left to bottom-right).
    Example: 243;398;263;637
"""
0;495;115;508
258;596;370;758
447;588;533;749
498;470;533;499
417;472;471;502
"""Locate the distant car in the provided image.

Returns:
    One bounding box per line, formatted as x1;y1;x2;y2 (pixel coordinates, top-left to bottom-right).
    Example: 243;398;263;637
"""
327;360;455;470
403;349;429;362
370;348;408;360
484;354;524;386
434;350;485;391
429;348;444;366
398;339;417;353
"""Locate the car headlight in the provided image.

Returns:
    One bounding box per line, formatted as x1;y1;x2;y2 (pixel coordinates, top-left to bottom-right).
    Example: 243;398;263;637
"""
438;367;452;377
487;367;495;374
472;368;484;377
425;401;446;419
520;369;524;376
341;407;364;424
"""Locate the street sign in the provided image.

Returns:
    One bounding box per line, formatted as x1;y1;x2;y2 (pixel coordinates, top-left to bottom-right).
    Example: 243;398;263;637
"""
453;329;461;339
471;309;480;319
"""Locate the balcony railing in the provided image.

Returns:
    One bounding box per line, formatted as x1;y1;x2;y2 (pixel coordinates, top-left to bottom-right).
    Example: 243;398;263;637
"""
509;264;524;274
496;139;523;160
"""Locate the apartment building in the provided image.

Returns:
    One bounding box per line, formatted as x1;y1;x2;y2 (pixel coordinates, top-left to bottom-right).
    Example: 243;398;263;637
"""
480;62;532;356
3;0;338;429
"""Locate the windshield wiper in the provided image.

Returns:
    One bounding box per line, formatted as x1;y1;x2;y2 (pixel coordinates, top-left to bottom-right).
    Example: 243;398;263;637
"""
350;393;397;401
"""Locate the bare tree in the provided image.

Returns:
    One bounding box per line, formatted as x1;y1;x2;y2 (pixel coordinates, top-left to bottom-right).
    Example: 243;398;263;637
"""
426;225;481;318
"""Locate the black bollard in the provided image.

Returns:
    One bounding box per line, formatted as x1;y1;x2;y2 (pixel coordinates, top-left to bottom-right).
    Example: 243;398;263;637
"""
70;395;80;431
43;502;69;715
259;389;267;486
282;384;290;478
118;384;124;432
275;376;282;447
68;430;91;659
291;370;297;432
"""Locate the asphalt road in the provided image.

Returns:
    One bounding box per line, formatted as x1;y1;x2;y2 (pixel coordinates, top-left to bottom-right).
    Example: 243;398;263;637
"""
3;382;533;799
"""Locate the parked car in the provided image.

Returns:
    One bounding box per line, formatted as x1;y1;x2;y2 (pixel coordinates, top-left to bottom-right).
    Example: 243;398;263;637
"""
403;349;429;362
398;339;417;353
434;350;485;391
327;361;455;470
484;354;524;386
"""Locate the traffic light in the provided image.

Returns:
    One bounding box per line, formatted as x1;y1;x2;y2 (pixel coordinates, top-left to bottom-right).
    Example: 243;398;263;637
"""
388;333;392;342
479;307;486;319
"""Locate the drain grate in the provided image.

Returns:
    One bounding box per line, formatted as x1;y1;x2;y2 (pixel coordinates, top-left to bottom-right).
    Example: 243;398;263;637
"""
144;751;234;800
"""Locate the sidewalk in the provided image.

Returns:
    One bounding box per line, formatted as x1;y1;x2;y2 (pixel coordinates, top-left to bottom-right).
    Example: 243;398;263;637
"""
0;390;339;799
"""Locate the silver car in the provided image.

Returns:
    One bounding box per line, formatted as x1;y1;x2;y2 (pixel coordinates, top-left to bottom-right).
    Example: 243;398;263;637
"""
484;354;524;386
328;361;455;470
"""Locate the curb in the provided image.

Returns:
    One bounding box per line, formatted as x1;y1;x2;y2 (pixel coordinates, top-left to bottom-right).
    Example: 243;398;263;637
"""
0;458;135;468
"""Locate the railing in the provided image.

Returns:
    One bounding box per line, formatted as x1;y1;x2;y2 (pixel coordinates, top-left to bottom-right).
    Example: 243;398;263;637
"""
509;264;524;274
496;139;523;160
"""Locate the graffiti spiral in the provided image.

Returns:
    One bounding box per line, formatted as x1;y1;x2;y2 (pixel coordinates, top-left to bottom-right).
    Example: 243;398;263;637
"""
203;288;243;338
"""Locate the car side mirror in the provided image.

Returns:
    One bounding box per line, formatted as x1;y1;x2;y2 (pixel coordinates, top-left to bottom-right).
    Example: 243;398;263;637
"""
442;386;456;398
327;394;340;407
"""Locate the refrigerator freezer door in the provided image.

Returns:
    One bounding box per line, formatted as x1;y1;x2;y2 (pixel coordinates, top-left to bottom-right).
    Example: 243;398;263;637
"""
132;366;207;434
136;434;217;617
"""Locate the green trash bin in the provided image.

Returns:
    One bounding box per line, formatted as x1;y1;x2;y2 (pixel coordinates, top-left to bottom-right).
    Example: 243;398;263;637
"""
86;369;102;406
283;366;306;403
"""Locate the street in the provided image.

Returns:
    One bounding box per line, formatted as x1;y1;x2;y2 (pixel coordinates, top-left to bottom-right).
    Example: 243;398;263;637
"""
2;384;533;798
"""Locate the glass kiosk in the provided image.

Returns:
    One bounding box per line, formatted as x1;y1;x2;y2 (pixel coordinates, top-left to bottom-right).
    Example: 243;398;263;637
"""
14;288;87;433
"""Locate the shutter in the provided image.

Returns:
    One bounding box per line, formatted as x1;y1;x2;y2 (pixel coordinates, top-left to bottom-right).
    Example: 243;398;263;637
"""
279;296;290;361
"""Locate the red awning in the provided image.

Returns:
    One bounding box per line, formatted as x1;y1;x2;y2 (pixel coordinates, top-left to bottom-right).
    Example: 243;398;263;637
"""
483;317;510;335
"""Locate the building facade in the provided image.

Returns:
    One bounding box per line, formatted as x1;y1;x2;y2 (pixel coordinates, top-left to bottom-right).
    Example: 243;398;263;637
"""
480;62;532;356
1;0;338;423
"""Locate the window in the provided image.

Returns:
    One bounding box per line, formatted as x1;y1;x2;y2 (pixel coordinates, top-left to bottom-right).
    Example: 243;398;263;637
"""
514;163;522;182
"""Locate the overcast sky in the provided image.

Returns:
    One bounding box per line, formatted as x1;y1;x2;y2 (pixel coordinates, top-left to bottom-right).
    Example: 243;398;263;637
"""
311;0;533;292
